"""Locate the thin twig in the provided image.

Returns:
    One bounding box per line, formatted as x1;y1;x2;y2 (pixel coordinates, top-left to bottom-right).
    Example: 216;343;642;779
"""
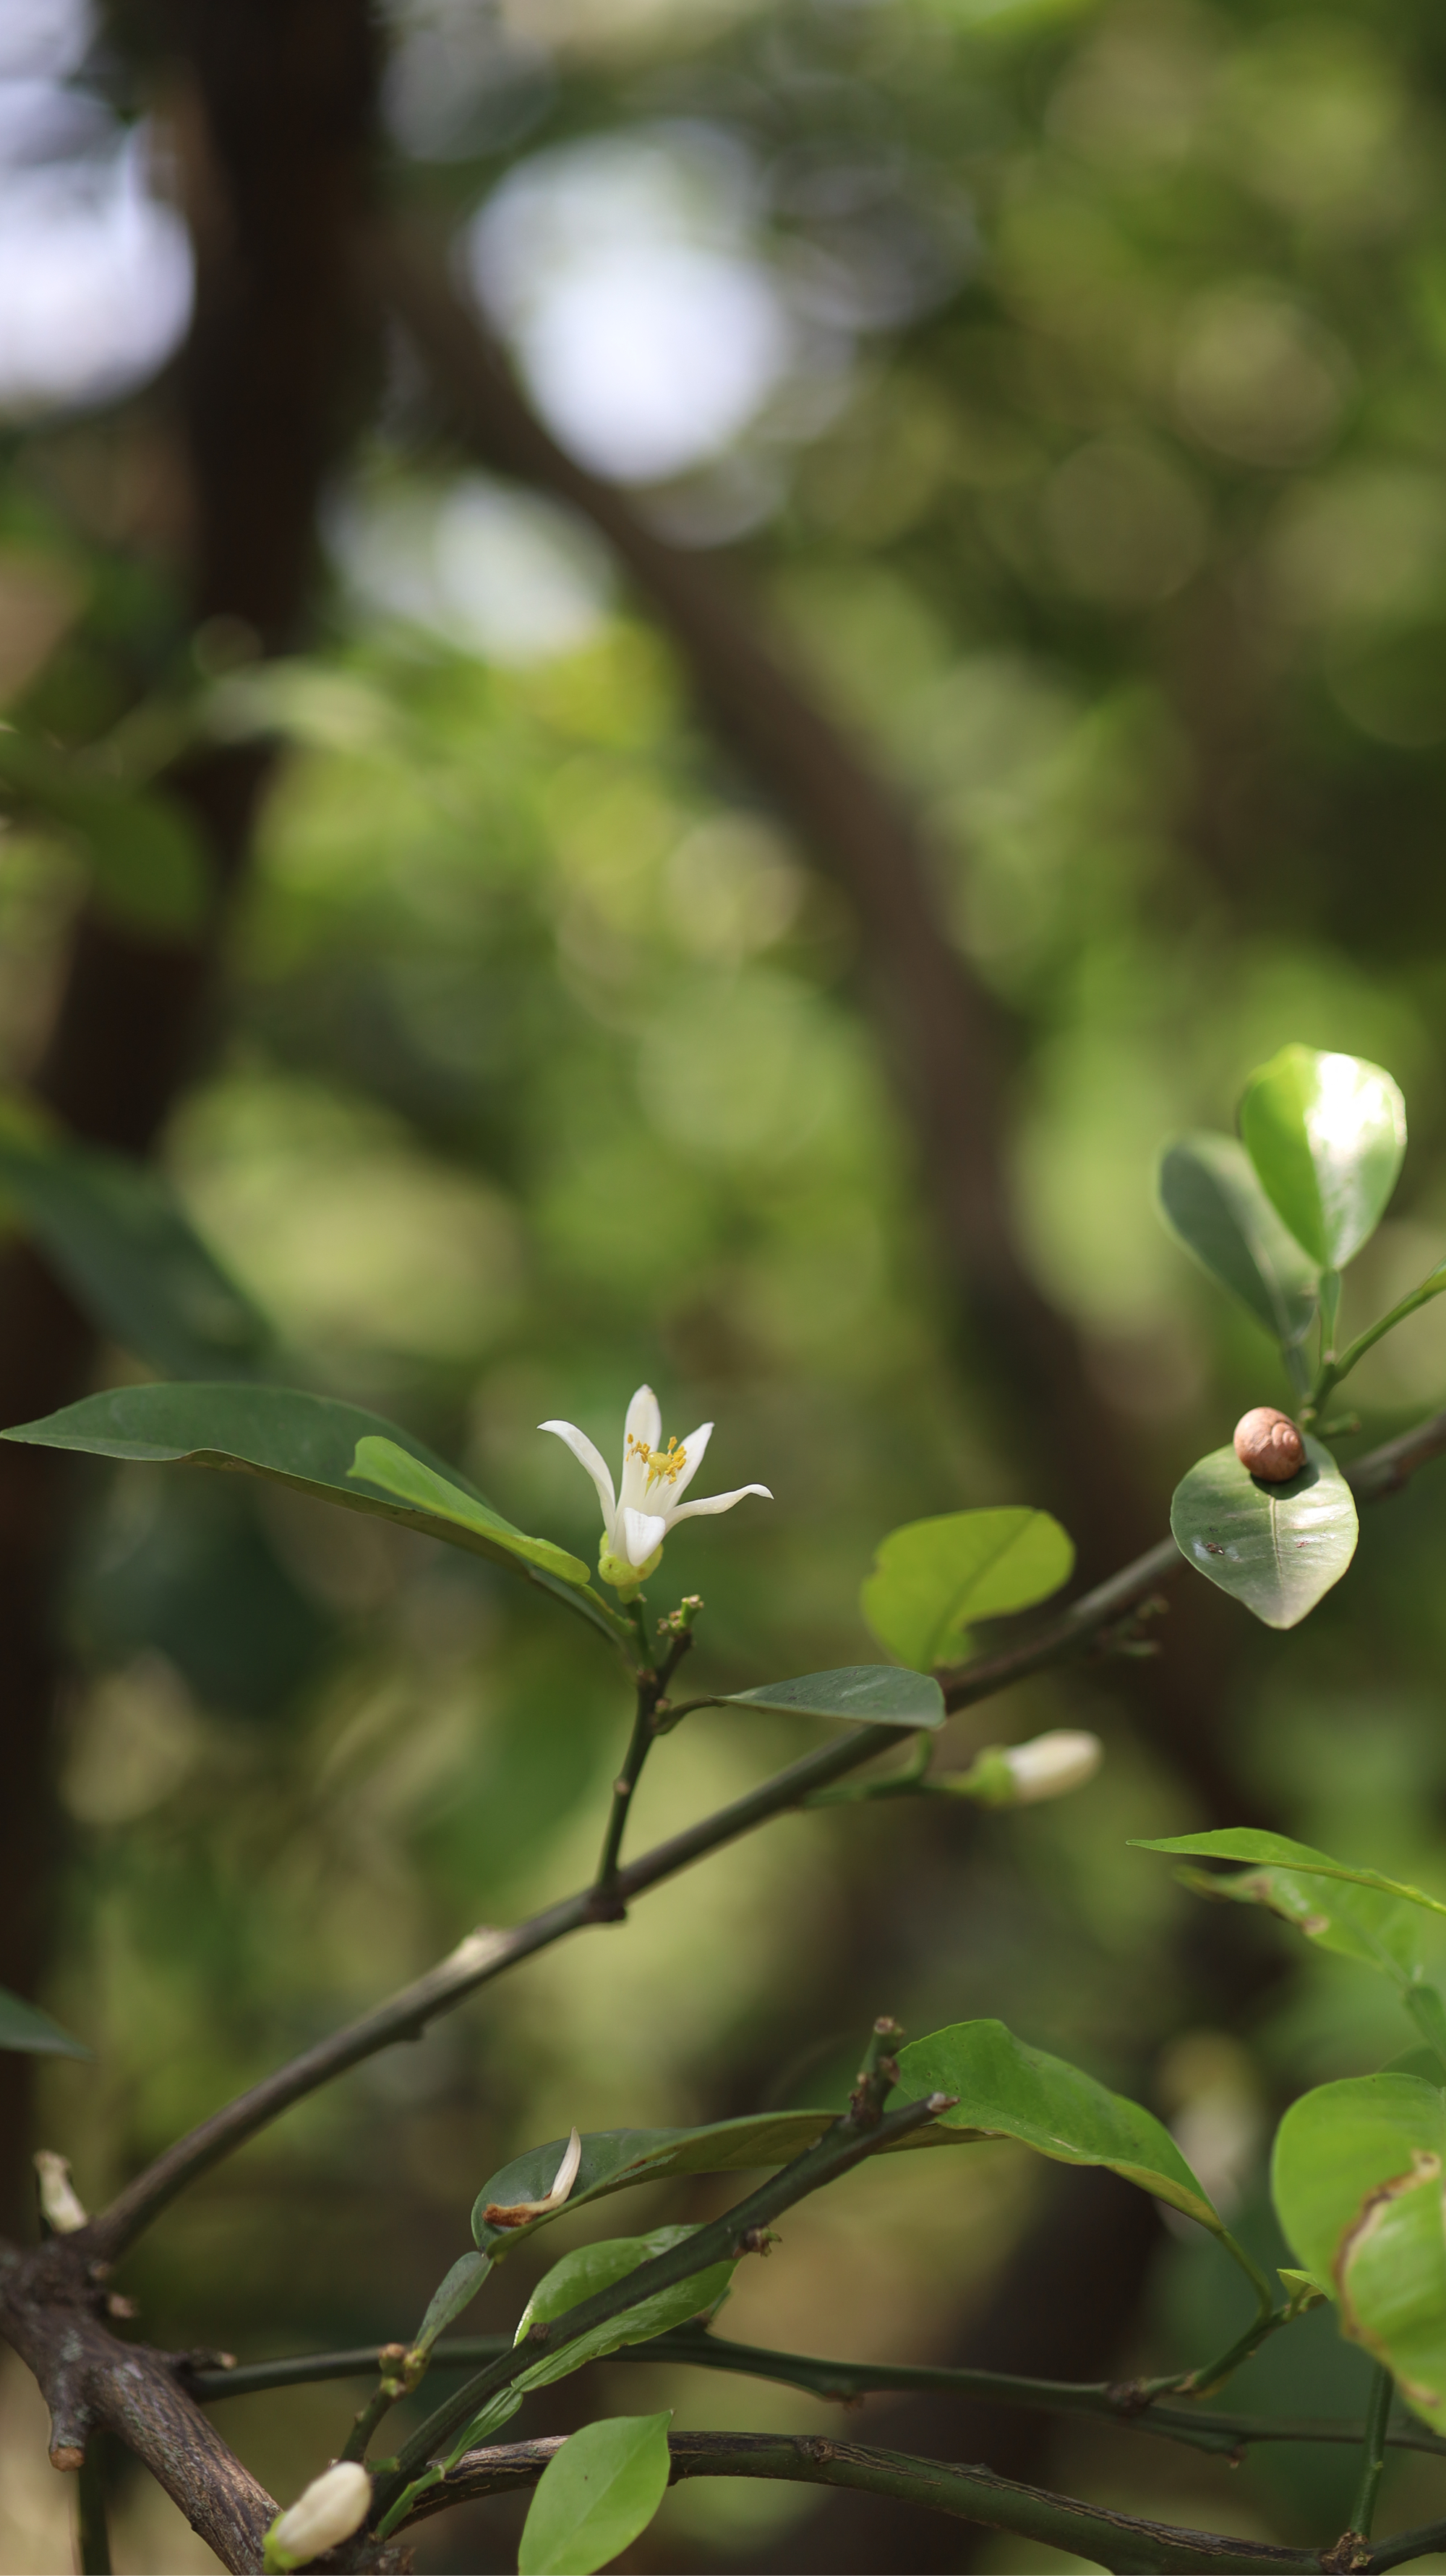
73;1407;1446;2270
181;2326;1446;2462
395;2428;1325;2572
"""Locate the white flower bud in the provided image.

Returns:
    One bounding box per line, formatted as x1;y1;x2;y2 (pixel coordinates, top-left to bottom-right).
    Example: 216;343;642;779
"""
1001;1730;1103;1804
263;2462;372;2571
34;2150;87;2235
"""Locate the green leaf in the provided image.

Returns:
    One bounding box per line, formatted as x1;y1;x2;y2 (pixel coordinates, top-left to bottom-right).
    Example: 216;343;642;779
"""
0;1129;270;1380
0;1987;88;2059
1272;2074;1446;2433
411;2250;492;2357
1169;1851;1446;2068
1157;1134;1318;1348
459;2230;732;2457
471;2107;971;2258
860;1507;1074;1674
349;1438;589;1585
0;1381;614;1641
897;2019;1233;2244
1169;1433;1357;1628
1131;1830;1446;1929
515;2227;735;2363
721;1667;946;1729
518;2413;673;2576
1238;1045;1406;1270
1172;1860;1429;1981
0;729;210;937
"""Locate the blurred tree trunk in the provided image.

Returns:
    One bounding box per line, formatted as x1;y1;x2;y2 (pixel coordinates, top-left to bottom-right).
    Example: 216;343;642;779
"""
0;0;376;2235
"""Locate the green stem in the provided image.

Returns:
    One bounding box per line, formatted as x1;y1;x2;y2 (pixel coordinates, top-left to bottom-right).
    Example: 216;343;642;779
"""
181;2330;1446;2463
75;2446;112;2576
391;2426;1327;2570
1167;2300;1291;2398
1314;1264;1446;1415
370;2086;949;2537
1348;2364;1394;2547
594;1690;655;1888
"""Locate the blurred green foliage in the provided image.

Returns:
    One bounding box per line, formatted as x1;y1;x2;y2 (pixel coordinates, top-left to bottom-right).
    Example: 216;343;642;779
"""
9;0;1446;2563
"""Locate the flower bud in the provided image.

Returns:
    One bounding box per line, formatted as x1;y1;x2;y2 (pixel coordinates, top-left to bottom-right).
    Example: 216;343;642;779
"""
1001;1730;1103;1804
34;2150;87;2235
263;2462;372;2571
1233;1406;1305;1483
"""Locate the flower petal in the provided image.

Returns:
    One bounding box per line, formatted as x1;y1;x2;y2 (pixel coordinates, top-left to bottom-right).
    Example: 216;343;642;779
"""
539;1420;615;1527
669;1422;714;1502
625;1384;662;1452
623;1506;667;1565
669;1483;773;1523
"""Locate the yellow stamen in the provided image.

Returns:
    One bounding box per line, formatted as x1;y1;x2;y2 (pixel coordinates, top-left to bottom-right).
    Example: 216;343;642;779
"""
627;1430;688;1489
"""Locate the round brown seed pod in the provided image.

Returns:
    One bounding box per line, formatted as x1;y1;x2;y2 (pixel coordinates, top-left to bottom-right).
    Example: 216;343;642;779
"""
1233;1406;1306;1482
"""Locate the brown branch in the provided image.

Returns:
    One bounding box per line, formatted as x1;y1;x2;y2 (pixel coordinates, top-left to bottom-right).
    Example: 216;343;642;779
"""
0;2243;276;2570
399;2429;1323;2572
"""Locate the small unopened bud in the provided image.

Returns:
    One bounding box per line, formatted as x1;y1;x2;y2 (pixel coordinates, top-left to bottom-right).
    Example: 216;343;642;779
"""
1001;1730;1103;1804
1233;1407;1305;1483
35;2151;87;2235
263;2462;372;2571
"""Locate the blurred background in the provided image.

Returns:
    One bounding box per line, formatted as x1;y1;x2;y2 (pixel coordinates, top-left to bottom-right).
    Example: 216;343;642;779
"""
3;0;1446;2565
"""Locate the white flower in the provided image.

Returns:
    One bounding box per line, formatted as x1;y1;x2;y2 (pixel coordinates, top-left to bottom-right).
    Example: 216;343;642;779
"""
264;2462;372;2571
539;1385;771;1595
1001;1730;1102;1804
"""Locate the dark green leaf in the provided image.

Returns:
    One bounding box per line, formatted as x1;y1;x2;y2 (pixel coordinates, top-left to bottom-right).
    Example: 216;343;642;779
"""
897;2019;1233;2244
722;1667;945;1728
0;1382;615;1642
1239;1045;1406;1270
411;2250;492;2357
1169;1434;1357;1628
1157;1133;1317;1347
518;2413;673;2576
860;1508;1074;1673
0;1130;270;1379
1272;2074;1446;2434
471;2108;972;2257
1132;1830;1446;1927
0;1987;88;2058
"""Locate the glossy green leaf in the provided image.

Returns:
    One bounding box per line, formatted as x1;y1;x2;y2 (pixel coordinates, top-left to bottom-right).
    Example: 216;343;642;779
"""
458;2230;731;2455
0;728;210;937
411;2250;492;2357
1272;2074;1446;2433
1239;1045;1406;1270
1131;1830;1446;1928
471;2107;970;2258
897;2019;1230;2241
0;1382;615;1641
722;1666;945;1728
518;2413;673;2576
1169;1434;1357;1628
860;1507;1074;1674
0;1130;270;1380
515;2227;735;2362
349;1437;589;1585
1157;1133;1318;1348
0;1987;88;2059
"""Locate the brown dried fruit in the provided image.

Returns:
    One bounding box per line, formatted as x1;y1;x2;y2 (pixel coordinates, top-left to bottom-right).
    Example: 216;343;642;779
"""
1233;1406;1306;1483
